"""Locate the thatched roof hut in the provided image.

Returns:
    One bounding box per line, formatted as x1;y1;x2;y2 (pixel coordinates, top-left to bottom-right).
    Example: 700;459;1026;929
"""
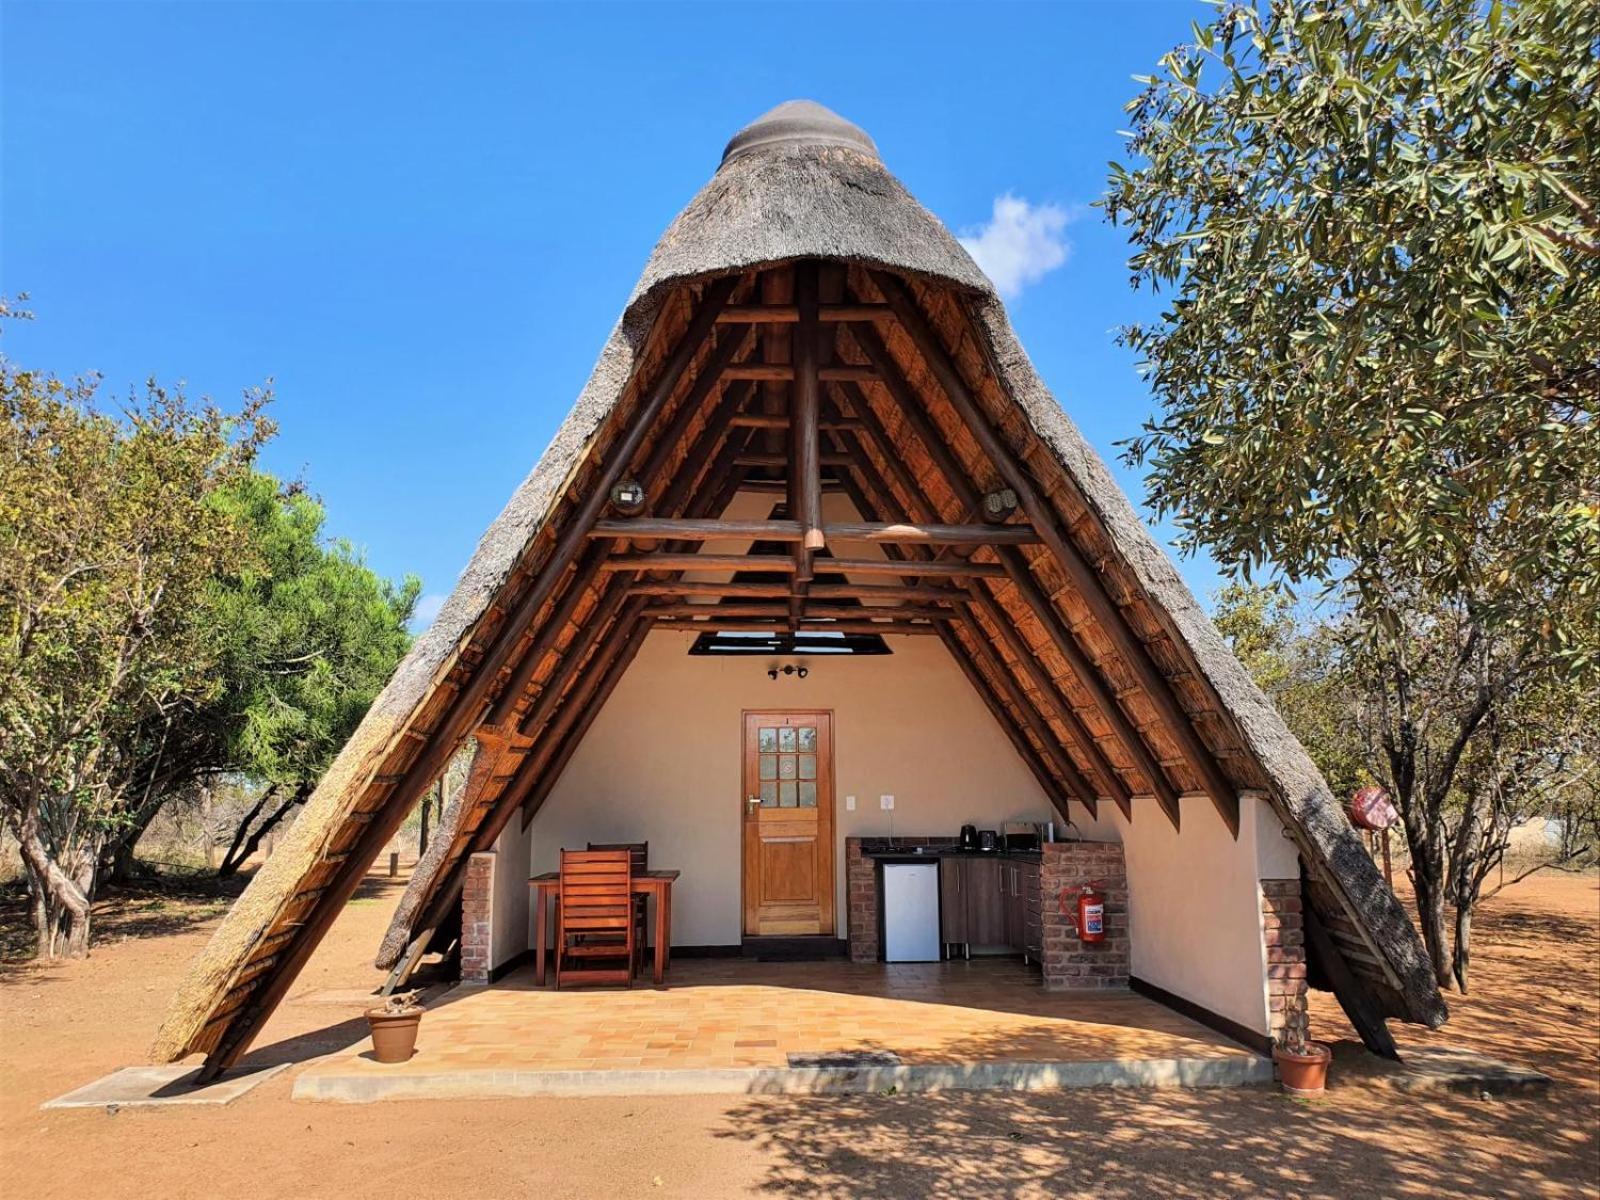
155;101;1445;1076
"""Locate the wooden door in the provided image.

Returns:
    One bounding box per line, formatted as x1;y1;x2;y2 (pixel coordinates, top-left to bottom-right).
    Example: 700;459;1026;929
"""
742;711;835;937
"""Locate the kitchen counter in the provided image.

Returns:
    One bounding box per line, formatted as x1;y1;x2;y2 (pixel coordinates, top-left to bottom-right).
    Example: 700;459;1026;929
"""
858;838;1043;863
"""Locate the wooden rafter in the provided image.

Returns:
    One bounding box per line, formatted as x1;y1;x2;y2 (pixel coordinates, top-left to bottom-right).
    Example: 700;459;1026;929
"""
823;426;1098;818
192;275;743;1080
838;322;1176;826
824;378;1134;819
867;271;1239;836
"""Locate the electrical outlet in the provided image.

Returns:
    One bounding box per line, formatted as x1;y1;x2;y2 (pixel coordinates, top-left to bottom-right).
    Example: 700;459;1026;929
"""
880;794;895;811
845;795;856;812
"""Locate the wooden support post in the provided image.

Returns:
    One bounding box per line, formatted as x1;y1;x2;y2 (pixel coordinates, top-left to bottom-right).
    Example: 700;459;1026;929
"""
866;271;1239;836
793;261;826;556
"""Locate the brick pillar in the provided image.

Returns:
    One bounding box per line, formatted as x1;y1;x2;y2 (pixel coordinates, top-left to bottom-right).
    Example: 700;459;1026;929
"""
1040;841;1129;990
460;850;496;985
1261;878;1308;1045
845;838;878;963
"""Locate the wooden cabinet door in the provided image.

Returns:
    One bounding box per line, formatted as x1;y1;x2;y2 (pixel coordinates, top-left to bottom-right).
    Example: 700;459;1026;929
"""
742;711;834;936
964;857;1005;947
1004;863;1025;952
939;858;967;946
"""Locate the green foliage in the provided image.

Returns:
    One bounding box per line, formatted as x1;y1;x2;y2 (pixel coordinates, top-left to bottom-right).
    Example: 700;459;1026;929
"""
0;303;417;954
1212;583;1366;800
0;320;270;953
203;471;419;789
1105;0;1600;671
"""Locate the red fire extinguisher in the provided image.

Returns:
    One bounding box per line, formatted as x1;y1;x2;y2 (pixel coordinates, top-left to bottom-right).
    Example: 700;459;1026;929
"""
1061;882;1106;944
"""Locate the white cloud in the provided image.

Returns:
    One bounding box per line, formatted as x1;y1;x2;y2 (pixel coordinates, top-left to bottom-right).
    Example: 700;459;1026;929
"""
957;194;1075;298
411;592;446;631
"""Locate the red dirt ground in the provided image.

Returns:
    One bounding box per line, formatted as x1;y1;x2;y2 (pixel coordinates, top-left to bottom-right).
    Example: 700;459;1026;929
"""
1;867;1595;1199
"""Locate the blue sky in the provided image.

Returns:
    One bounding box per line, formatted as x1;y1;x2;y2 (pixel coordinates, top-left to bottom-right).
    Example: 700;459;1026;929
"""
2;0;1223;629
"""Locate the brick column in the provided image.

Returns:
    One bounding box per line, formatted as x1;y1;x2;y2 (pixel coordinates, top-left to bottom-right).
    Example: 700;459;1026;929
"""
1261;878;1308;1045
460;850;496;984
845;838;878;963
1040;841;1129;990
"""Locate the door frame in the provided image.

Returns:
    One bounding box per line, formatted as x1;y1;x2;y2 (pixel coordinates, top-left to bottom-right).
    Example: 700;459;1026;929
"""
739;708;836;937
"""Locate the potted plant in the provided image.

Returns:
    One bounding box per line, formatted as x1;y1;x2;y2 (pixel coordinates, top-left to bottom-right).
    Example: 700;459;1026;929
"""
1272;1028;1332;1096
365;992;424;1063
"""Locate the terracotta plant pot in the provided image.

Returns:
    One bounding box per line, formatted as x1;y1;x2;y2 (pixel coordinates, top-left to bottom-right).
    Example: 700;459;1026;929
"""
365;1005;423;1063
1272;1041;1332;1096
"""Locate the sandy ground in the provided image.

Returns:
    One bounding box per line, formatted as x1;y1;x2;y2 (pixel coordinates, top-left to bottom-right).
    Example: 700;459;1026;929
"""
1;866;1596;1200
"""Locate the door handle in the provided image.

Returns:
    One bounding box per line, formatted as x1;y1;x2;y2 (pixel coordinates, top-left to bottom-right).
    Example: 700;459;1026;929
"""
747;795;762;812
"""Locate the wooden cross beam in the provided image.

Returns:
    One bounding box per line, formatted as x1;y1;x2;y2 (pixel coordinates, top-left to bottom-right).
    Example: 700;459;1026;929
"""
587;518;1042;545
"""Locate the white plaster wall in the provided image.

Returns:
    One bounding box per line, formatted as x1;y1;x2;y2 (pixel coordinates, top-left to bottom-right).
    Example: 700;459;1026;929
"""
1115;793;1297;1036
489;817;532;970
526;630;1064;947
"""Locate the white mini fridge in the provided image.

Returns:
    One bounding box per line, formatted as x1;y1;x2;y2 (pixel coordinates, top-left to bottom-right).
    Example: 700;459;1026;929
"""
881;862;941;962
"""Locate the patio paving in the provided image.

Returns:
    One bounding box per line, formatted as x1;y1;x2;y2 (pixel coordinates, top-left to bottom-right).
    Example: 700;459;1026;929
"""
295;958;1271;1099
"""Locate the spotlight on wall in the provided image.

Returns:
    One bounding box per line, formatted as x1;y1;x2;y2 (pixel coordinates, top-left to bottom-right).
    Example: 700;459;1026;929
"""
609;478;647;514
981;487;1020;524
767;665;809;680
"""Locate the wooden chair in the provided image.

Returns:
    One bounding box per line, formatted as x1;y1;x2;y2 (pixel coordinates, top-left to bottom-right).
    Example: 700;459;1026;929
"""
588;841;649;956
556;849;638;989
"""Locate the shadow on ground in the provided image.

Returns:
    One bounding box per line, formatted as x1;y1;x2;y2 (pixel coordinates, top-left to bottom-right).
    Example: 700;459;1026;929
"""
712;1080;1579;1199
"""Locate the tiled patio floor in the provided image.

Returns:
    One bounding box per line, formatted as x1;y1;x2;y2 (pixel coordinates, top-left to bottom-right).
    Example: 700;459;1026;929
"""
296;958;1268;1098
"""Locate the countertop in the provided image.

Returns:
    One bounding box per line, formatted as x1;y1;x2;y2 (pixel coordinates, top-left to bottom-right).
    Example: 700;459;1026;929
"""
860;840;1043;864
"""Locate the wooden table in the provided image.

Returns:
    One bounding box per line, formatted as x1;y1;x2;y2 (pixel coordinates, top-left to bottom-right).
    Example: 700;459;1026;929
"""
530;869;679;986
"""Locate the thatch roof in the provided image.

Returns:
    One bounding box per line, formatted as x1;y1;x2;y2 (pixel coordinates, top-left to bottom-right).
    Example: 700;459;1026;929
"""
154;101;1446;1074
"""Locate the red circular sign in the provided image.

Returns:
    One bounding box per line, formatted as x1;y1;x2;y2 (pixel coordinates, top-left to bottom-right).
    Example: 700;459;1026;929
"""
1349;786;1398;830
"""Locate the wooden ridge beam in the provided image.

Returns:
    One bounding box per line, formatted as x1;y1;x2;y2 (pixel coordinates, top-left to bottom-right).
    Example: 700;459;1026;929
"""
868;270;1238;836
793;261;826;559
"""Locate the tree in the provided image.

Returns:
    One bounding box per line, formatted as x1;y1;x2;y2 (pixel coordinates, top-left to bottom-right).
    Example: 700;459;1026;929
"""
1106;0;1599;989
1212;583;1365;799
101;471;419;879
0;336;269;956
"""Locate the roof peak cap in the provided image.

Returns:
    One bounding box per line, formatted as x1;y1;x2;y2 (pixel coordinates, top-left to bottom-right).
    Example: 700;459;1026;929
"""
720;100;880;166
